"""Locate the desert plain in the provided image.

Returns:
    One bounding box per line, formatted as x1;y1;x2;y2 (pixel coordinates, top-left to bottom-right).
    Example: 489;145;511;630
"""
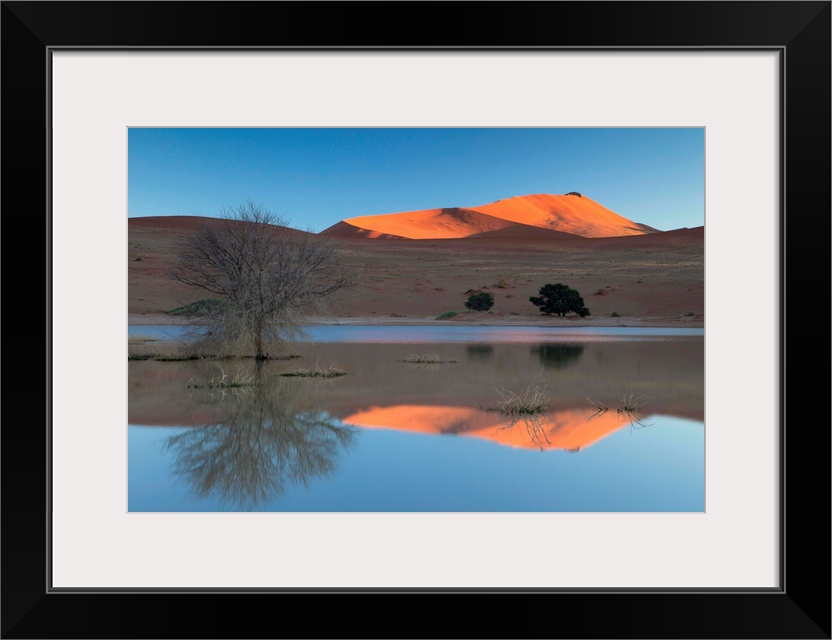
128;194;704;328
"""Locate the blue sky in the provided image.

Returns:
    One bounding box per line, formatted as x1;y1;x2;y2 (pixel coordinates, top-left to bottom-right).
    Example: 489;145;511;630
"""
128;128;704;232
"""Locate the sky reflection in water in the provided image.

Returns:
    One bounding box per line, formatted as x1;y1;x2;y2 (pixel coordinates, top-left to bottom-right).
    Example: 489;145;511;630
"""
128;327;704;512
128;324;704;343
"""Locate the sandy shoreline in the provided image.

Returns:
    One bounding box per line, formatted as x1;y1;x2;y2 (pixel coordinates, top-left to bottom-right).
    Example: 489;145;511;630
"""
128;313;703;329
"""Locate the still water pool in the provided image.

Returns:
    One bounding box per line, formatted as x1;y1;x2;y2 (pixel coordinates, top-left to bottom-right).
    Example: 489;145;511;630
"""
128;325;704;512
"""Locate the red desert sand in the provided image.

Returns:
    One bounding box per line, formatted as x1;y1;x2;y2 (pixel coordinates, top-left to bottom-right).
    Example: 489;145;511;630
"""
128;193;703;327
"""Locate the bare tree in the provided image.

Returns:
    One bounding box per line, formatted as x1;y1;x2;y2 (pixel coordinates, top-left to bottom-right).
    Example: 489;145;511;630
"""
170;200;353;360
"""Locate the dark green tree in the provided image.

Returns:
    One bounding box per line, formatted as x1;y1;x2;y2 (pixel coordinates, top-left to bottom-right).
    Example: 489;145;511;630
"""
529;283;590;317
465;291;494;311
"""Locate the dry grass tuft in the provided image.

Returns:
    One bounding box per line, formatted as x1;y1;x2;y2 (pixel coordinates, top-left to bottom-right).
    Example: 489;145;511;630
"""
489;374;553;449
587;394;652;428
186;365;257;389
402;353;443;364
279;361;346;378
495;375;550;415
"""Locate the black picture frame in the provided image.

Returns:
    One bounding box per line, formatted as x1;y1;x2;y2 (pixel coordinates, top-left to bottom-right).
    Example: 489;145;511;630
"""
3;2;829;638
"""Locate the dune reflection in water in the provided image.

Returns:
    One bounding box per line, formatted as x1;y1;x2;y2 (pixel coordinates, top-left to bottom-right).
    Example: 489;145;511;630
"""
342;405;636;451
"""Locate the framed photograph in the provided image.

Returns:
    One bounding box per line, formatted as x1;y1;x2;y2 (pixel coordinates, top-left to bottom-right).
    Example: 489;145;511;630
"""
125;125;707;517
4;2;829;638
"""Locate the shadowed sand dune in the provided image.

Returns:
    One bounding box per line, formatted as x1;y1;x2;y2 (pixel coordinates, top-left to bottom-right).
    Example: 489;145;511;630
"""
317;222;409;240
321;193;658;240
583;225;703;249
129;215;314;238
466;222;581;240
129;215;208;232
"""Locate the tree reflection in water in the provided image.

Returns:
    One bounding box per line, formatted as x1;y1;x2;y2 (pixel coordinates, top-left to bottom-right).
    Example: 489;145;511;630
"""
165;372;357;510
531;343;584;369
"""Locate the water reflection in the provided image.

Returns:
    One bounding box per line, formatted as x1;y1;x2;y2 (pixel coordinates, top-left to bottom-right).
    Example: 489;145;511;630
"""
129;331;704;512
164;374;357;510
342;404;634;451
531;344;584;369
130;338;704;427
466;344;494;361
493;412;551;451
588;394;654;429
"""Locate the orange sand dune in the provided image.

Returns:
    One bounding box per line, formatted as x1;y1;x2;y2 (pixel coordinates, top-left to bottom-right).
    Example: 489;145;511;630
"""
325;207;578;240
341;404;635;451
329;215;581;241
472;194;657;238
321;193;657;240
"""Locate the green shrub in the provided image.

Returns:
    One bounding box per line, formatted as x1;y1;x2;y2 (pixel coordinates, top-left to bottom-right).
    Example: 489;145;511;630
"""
435;311;458;320
465;292;494;312
611;311;621;317
529;284;588;317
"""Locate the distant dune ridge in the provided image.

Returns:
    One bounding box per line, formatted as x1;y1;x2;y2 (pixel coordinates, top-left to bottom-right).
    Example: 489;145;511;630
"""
320;193;660;240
